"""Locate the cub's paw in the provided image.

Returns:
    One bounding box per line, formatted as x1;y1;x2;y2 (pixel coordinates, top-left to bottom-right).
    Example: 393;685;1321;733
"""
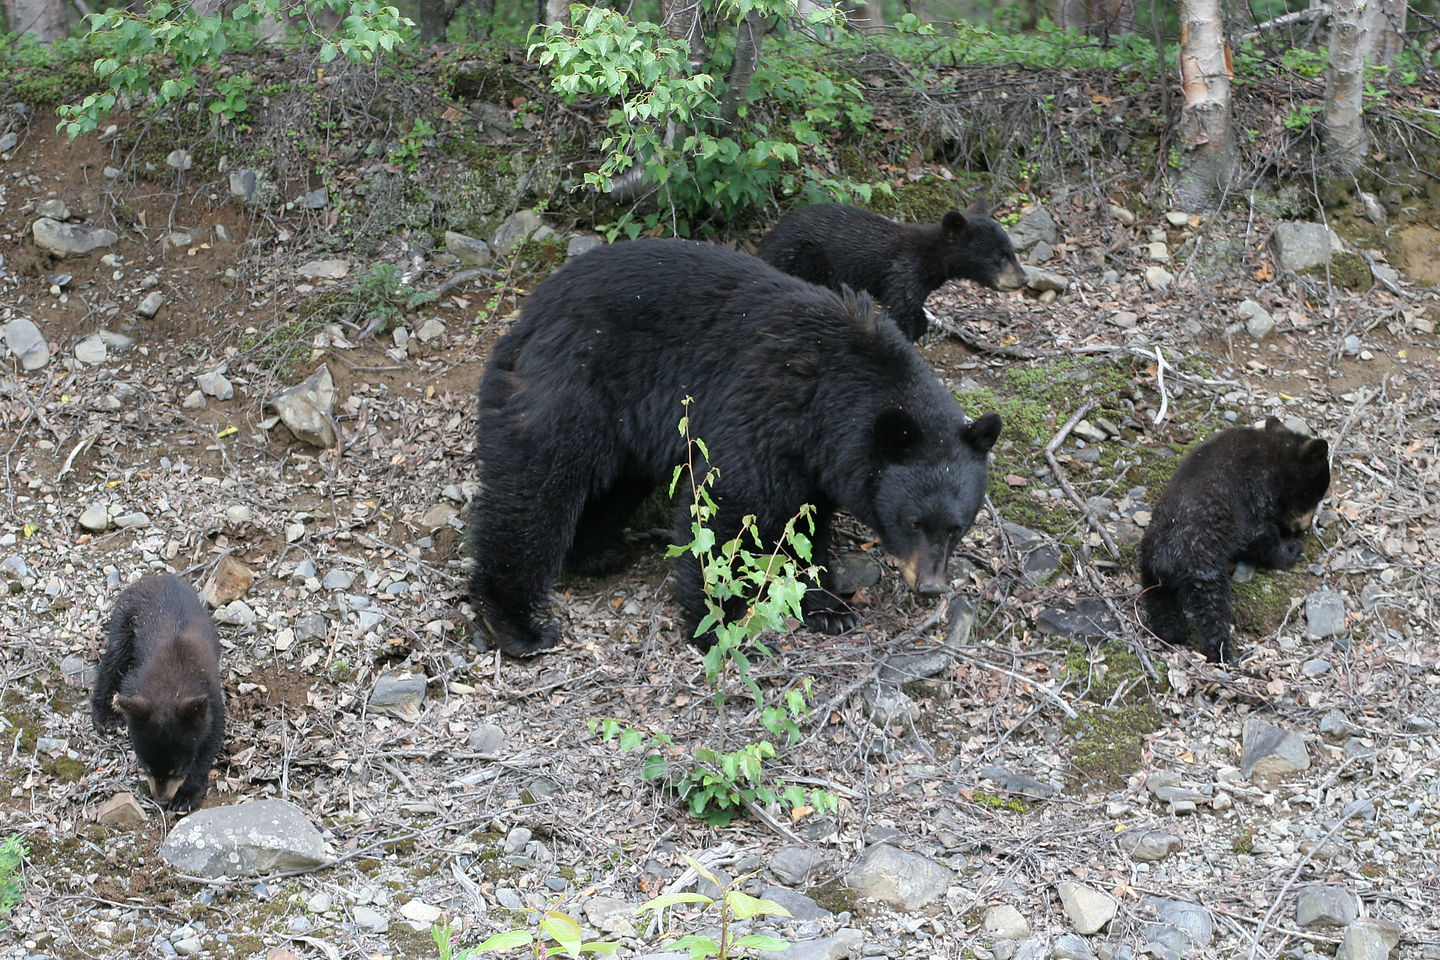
804;609;858;635
167;783;208;813
1273;537;1305;569
91;706;124;735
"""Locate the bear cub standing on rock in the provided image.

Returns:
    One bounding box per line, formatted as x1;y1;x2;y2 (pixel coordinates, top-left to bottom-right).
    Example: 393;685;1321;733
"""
91;574;226;811
468;238;1002;657
1140;417;1331;663
754;200;1027;341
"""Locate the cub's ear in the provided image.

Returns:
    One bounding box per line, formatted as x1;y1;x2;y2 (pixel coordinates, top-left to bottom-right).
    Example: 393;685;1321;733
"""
1301;437;1330;462
1263;416;1286;432
941;211;969;240
176;696;210;727
115;696;153;725
964;197;991;217
962;412;1003;455
873;406;924;461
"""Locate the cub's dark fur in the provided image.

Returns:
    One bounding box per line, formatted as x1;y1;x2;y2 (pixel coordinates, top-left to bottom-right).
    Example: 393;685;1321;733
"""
754;200;1027;340
91;574;225;810
1140;418;1331;662
467;238;1002;657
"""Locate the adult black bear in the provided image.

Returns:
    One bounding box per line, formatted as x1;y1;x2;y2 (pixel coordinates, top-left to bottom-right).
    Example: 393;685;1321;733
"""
91;574;226;811
754;200;1027;341
1139;418;1331;663
468;239;1003;657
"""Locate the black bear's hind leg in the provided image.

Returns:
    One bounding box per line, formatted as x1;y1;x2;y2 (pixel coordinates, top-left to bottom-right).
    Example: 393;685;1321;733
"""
1181;576;1235;663
565;475;653;577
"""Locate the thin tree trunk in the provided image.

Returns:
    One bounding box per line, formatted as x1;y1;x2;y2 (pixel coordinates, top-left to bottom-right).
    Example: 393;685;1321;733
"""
1324;0;1369;174
538;0;568;28
1054;0;1135;41
419;0;446;41
1361;0;1405;66
719;10;767;125
3;0;67;41
1174;0;1236;210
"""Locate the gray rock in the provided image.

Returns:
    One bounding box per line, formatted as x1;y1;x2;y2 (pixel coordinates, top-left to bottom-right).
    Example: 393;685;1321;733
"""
1023;265;1068;293
492;208;552;254
301;187;329;209
980;765;1057;798
1110;310;1139;328
98;329;135;351
137;291;165;318
1341;334;1362;356
0;132;17;153
567;235;602;259
1056;881;1117;934
1272;221;1342;272
160;231;193;254
166;149;193;171
112;512;151;529
196;370;234;401
1296;885;1358;928
368;672;426;720
414;318;446;342
1241;717;1309;780
1144;265;1175;291
1144;897;1213;954
214;600;255;627
2;318;50;370
158;799;327;877
1301;658;1332;676
1008;207;1058;252
294;612;328;641
321;569;355;591
0;555;30;582
1319;709;1359;741
1035;599;1118;640
1237;299;1275;339
36;199;69;220
755;929;861;960
32;217;118;257
61;654;95;683
352;904;388;933
1338;920;1399;960
770;844;826;886
861;683;918;725
1111;829;1180;863
269;364;337;448
229;169;258;200
844;844;952;910
466;723;505;757
503;826;532;854
757;883;831;922
878;648;953;684
78;505;112;532
1054;933;1097;960
297;260;349;281
73;335;108;365
444;230;491;266
827;550;883;594
1305;589;1346;638
983;904;1030;941
947;594;976;645
582;896;636;935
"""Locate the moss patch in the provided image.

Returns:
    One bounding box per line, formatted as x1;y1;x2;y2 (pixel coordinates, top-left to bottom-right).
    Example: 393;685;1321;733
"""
1063;701;1165;789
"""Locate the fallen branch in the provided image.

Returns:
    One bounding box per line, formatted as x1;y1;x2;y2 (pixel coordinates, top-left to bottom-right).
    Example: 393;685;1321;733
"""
1044;399;1122;560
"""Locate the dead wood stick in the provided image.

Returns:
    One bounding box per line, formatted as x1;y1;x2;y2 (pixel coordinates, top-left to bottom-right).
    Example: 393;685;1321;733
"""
405;266;497;311
1044;399;1121;560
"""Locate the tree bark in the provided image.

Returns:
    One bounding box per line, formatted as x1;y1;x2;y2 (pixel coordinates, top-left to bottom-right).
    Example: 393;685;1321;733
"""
662;0;707;69
1324;0;1369;175
538;0;569;28
1174;0;1236;210
719;9;767;125
1361;0;1405;66
1054;0;1135;41
3;0;67;41
419;0;446;41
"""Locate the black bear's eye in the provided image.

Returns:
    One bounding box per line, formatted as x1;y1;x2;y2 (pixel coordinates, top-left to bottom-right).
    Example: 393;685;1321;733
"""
909;519;922;531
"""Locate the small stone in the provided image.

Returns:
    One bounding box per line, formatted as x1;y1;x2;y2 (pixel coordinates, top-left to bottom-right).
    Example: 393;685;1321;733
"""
160;231;193;253
1072;419;1107;442
1241;717;1309;779
1022;264;1068;293
230;169;258;199
770;844;826;885
1165;210;1191;226
419;503;460;529
97;329;135;351
352;904;388;932
166;149;193;171
444;231;491;266
492;208;548;254
1056;881;1117;934
1341;335;1362;357
1008;206;1058;252
1272;221;1343;272
74;334;107;365
36;198;70;220
1117;829;1182;861
567;235;602;259
96;792;147;826
1237;299;1276;339
173;938;202;957
197;370;234;400
1108;204;1136;225
369;672;427;720
1301;658;1332;676
1110;310;1139;328
214;600;256;627
268;364;337;448
137;291;165;318
2;318;51;370
32;217;118;257
466;724;504;757
1305;589;1346;638
182;390;206;410
984;904;1030;941
1144;265;1175;291
202;556;255;608
1296;885;1358;928
78;505;112;532
322;569;355;591
297;259;349;281
1054;932;1098;960
504;826;532;855
301;187;329;209
1144;897;1213;954
414;318;446;342
159;799;328;877
1338;920;1399;960
1147;240;1169;261
844;844;952;910
112;512;151;528
399;899;442;924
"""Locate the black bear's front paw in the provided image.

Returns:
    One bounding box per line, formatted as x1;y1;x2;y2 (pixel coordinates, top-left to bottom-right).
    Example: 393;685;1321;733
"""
1194;634;1231;664
91;704;124;735
804;609;858;635
474;612;560;657
1273;536;1305;569
167;780;208;813
565;542;633;578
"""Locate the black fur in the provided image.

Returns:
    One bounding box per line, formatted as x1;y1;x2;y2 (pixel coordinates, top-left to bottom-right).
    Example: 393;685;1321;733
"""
1139;418;1331;663
467;238;1003;656
754;200;1027;341
91;574;225;811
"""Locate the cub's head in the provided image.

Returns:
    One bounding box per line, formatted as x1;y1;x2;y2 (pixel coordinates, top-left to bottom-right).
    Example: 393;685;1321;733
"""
116;694;210;806
939;199;1028;292
869;408;1002;595
1263;416;1332;530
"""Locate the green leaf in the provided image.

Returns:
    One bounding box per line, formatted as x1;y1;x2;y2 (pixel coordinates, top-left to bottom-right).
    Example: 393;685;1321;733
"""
476;930;533;950
636;891;712;912
735;934;794;950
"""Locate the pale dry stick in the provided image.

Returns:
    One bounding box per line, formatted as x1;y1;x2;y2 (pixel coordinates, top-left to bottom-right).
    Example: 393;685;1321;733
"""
1044;398;1121;560
1244;746;1440;960
57;428;102;480
942;644;1079;719
1152;345;1171;424
405;266;497;311
641;842;736;939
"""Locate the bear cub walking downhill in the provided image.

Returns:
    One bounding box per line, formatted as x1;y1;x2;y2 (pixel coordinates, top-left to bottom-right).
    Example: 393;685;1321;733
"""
754;200;1027;341
467;238;1003;657
91;574;226;811
1139;417;1331;663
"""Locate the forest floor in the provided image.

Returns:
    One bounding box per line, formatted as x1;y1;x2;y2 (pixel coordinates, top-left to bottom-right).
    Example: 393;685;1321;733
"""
0;52;1439;960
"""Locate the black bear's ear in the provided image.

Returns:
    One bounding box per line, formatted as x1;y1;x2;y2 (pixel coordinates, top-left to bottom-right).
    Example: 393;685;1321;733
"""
873;406;923;460
1301;436;1330;462
962;412;1003;455
115;695;153;725
1263;416;1286;433
964;197;991;217
941;211;969;240
176;696;210;727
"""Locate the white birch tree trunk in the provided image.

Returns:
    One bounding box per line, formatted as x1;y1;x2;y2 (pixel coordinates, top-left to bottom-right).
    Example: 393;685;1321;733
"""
1361;0;1405;66
1323;0;1369;175
3;0;67;42
1174;0;1236;210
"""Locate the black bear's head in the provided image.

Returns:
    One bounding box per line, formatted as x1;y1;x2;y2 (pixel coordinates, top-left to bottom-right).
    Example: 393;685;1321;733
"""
939;200;1028;292
1263;416;1332;531
869;408;1002;595
116;694;210;805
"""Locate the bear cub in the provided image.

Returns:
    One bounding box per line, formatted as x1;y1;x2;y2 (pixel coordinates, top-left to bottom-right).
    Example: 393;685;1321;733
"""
91;574;226;811
754;199;1027;341
1140;417;1331;663
467;238;1002;657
